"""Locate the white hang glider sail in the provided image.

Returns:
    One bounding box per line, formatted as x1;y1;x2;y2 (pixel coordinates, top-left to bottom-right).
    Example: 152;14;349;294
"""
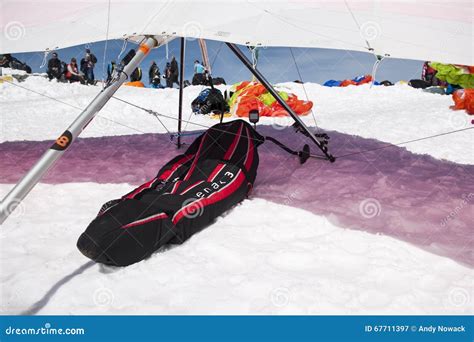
1;0;472;65
0;0;473;223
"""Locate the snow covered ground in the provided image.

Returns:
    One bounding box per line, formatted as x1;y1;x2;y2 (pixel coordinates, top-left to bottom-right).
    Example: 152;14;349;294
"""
0;75;472;314
1;75;472;164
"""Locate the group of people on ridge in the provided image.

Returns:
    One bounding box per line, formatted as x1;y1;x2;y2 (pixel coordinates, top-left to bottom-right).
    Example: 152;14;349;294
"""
136;57;207;88
47;49;97;84
139;57;180;88
46;47;207;89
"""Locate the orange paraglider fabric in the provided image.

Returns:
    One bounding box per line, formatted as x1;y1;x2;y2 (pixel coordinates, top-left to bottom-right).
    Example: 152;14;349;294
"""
125;81;145;87
229;82;313;117
465;89;474;115
451;89;474;115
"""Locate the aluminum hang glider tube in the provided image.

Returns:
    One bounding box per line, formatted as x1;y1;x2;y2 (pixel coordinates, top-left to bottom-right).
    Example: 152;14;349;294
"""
225;43;335;163
0;37;158;224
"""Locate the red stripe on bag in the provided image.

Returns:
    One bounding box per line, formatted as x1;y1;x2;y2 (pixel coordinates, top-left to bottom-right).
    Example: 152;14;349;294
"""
180;180;205;195
184;133;208;181
243;127;254;171
122;212;168;229
159;154;195;181
172;170;245;225
206;163;226;182
223;123;243;160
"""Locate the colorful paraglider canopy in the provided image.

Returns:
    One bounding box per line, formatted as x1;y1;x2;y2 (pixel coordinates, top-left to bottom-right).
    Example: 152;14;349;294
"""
228;81;313;118
430;63;474;89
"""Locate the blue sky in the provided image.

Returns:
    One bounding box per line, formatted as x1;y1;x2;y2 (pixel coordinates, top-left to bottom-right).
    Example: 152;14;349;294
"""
11;38;423;85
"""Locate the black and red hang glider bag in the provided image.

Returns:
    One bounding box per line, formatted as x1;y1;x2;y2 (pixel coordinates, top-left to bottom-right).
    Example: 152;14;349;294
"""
77;120;264;266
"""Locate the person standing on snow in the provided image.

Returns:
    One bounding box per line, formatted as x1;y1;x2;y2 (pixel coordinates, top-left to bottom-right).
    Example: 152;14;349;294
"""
47;52;62;81
148;61;162;88
168;56;179;88
164;62;172;88
80;48;97;85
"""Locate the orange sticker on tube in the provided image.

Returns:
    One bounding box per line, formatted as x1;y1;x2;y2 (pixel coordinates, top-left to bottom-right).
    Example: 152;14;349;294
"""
139;44;150;55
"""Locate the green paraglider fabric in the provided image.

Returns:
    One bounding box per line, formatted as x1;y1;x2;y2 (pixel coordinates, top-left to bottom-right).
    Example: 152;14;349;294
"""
430;62;474;89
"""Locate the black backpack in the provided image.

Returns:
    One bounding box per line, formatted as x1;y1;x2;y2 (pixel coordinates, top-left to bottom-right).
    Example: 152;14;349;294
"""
192;87;229;114
192;73;207;85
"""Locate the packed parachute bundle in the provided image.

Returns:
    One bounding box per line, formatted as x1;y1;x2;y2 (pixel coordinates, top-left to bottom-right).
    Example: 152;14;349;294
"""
323;75;379;87
77;120;263;266
228;81;313;117
192;73;226;86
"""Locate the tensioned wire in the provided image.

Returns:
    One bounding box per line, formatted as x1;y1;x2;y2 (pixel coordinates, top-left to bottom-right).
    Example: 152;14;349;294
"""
100;0;112;87
111;93;474;160
3;77;473;161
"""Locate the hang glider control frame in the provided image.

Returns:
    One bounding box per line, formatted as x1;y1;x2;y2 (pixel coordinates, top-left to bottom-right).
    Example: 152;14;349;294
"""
0;35;335;224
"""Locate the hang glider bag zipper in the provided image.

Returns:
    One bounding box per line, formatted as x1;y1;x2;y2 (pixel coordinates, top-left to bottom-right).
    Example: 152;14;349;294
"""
77;120;263;266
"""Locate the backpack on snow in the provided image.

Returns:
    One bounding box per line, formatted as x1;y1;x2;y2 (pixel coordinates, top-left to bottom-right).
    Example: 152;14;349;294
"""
192;73;207;85
191;87;229;114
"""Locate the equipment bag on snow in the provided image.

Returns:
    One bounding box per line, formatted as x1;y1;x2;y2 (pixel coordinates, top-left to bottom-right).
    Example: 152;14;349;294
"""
191;87;229;115
192;73;207;86
77;120;263;266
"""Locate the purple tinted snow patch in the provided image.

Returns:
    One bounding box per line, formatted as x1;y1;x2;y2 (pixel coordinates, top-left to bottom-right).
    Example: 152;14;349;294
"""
0;127;472;267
